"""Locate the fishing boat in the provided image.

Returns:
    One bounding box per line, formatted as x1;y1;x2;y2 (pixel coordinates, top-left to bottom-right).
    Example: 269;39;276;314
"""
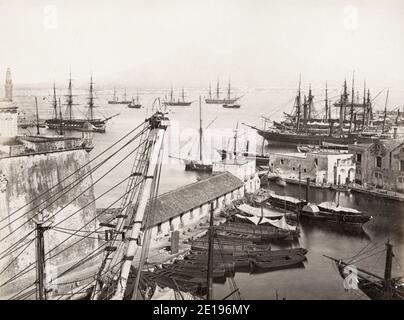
45;75;119;133
325;242;404;300
205;80;242;104
128;91;142;108
300;201;372;230
164;87;192;106
267;193;304;212
222;104;241;109
161;264;227;280
251;253;306;271
108;88;131;104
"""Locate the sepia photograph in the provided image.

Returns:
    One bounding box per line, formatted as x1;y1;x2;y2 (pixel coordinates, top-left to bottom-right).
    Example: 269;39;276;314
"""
0;0;403;305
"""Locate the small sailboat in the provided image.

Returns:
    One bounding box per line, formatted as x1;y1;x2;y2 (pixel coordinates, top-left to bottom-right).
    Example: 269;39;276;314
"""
184;96;212;172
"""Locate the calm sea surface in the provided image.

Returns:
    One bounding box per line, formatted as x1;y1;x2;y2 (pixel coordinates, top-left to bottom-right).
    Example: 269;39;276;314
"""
14;86;404;299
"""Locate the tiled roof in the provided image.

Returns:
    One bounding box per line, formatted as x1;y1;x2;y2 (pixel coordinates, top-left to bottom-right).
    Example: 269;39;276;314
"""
145;171;244;227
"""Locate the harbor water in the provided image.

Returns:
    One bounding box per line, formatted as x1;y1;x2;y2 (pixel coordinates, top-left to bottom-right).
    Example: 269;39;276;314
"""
15;86;404;299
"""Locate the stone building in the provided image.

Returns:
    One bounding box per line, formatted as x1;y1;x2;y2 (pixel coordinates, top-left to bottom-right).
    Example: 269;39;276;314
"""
348;139;404;192
268;151;355;185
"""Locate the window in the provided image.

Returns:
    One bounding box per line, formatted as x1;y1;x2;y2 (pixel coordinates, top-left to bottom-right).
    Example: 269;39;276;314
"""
356;154;362;163
280;159;284;165
401;160;404;172
376;156;382;168
190;209;193;220
314;158;318;166
157;223;162;234
199;205;203;215
169;218;174;231
292;167;295;171
303;168;307;173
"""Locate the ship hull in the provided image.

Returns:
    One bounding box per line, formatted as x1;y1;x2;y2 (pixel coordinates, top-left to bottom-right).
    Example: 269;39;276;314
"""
205;98;238;104
164;102;192;106
45;119;106;133
128;104;142;109
258;130;375;146
108;101;131;104
185;162;213;173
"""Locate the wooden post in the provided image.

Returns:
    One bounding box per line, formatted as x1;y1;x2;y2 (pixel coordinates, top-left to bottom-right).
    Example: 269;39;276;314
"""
207;202;214;300
305;177;310;203
35;222;47;300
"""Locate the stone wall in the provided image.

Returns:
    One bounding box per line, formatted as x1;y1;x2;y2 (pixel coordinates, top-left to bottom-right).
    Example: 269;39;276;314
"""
0;149;100;299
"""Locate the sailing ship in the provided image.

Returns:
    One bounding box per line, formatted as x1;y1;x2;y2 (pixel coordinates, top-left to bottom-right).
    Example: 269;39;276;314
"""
45;75;119;133
245;77;381;146
169;97;212;172
205;80;242;105
163;87;193;106
128;91;142;109
108;88;131;104
325;242;404;300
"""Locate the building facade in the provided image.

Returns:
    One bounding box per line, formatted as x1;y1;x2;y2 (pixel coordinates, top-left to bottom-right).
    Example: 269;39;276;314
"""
348;139;404;192
268;151;355;185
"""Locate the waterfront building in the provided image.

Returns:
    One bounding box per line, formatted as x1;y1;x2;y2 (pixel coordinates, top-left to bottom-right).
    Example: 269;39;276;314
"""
348;139;404;192
268;151;355;186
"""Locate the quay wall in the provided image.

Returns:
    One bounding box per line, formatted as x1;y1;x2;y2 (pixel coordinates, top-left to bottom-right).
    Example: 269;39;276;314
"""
0;149;100;299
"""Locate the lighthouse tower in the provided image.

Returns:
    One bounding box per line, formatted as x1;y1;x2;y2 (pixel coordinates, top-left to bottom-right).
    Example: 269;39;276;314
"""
0;68;18;139
4;68;12;101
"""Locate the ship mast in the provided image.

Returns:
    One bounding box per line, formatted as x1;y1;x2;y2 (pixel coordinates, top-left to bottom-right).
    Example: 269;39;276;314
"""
35;97;40;135
382;89;389;134
66;73;74;124
349;72;355;133
199;96;203;162
58;97;63;135
182;87;185;102
113;87;116;102
52;82;58;120
362;81;367;129
209;82;212;99
216;79;220;99
124;88;127;102
307;84;313;121
227;80;231;101
88;74;95;121
325;82;328;123
170;87;174;103
295;74;302;132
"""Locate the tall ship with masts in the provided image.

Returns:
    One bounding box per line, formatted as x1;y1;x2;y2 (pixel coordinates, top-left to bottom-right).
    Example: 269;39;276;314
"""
205;79;242;105
108;88;131;104
163;87;193;106
245;76;383;147
45;74;119;133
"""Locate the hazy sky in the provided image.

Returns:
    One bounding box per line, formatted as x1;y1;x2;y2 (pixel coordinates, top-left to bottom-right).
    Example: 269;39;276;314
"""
0;0;403;88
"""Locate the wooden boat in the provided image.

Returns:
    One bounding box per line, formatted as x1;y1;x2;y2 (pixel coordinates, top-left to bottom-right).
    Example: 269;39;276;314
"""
174;257;235;272
325;242;404;300
222;104;240;109
301;203;372;230
329;185;351;193
191;241;270;253
164;88;192;106
205;80;242;105
128;94;142;109
251;253;306;271
216;222;292;240
161;264;226;279
267;193;304;212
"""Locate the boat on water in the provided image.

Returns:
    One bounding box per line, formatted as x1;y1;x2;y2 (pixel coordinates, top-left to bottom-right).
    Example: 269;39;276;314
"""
301;201;372;230
128;91;142;108
164;87;192;106
244;78;382;146
45;75;119;133
108;88;131;104
275;177;287;187
325;242;404;300
223;104;241;109
329;184;351;193
250;253;306;271
205;80;242;104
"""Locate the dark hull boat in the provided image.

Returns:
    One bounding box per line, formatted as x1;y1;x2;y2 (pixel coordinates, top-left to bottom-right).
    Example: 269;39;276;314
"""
251;253;306;271
164;101;192;106
185;161;212;173
222;104;240;109
218;149;269;166
257;129;375;147
205;98;238;104
45;119;106;133
301;202;372;230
